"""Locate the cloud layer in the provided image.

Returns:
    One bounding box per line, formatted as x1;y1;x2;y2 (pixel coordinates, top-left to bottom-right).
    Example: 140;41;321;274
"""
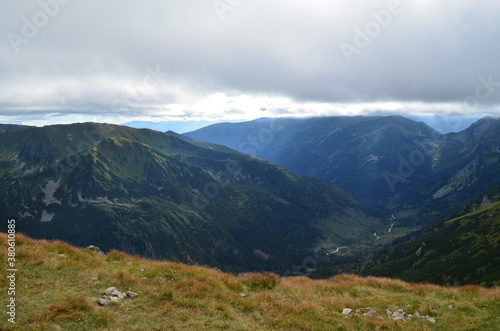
1;0;499;125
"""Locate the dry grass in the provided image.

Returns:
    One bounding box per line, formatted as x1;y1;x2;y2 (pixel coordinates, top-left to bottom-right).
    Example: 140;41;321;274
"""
1;233;499;330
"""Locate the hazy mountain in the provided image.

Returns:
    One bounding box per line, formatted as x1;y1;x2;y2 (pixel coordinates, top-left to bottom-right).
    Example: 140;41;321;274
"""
184;116;500;224
122;120;222;134
405;115;481;133
0;123;33;132
0;123;384;273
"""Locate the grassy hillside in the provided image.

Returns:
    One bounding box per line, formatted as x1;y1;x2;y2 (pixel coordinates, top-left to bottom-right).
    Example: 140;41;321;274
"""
360;199;500;287
1;234;499;330
0;123;384;274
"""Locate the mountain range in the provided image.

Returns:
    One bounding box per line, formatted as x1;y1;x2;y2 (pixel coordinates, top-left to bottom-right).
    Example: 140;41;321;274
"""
1;115;499;284
184;116;500;225
0;122;383;274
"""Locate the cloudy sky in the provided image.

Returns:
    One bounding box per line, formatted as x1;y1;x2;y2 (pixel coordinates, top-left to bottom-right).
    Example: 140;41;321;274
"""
1;0;499;127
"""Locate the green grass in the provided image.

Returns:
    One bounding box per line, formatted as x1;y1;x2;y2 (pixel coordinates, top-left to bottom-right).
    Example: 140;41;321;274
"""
361;201;500;287
1;233;499;330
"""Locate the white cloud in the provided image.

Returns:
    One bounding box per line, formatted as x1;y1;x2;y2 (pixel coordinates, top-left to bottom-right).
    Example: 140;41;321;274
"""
0;0;499;125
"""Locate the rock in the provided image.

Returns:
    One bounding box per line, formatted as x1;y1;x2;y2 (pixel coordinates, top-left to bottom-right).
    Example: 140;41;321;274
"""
414;311;421;318
58;254;67;258
139;268;144;272
104;287;118;295
97;298;111;306
427;317;437;324
110;289;122;297
448;304;454;309
126;291;138;298
393;316;405;322
386;308;392;317
342;308;352;315
239;293;246;297
126;261;132;266
98;288;137;307
87;245;105;255
91;277;98;282
363;309;378;317
391;309;406;321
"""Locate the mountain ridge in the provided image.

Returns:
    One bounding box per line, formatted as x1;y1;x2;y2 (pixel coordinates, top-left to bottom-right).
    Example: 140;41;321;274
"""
0;122;384;274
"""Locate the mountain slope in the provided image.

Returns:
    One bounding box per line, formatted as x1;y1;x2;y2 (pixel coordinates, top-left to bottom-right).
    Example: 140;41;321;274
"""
2;233;499;330
184;116;500;225
359;189;500;287
0;123;384;273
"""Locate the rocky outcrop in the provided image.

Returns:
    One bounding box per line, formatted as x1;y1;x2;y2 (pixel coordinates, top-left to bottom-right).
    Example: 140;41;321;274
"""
87;245;105;256
97;287;138;306
343;305;439;324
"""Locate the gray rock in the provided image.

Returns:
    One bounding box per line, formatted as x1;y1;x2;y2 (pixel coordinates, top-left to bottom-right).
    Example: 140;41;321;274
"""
126;291;138;298
90;277;98;282
104;287;118;295
363;309;378;317
386;308;392;316
87;245;105;255
97;298;111;306
110;296;121;302
427;317;437;324
393;316;405;321
391;309;406;321
58;254;67;258
110;289;121;297
448;304;454;309
342;308;352;315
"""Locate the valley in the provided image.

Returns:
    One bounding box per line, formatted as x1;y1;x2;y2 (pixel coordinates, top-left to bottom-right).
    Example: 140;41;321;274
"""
1;116;499;284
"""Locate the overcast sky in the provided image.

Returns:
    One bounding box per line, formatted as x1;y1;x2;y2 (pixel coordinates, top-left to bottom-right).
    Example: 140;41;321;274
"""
1;0;499;127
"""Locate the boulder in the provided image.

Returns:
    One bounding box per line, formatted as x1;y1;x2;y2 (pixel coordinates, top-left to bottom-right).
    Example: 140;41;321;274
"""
87;245;105;256
97;298;111;306
127;291;138;298
342;308;352;315
427;317;437;324
104;287;118;296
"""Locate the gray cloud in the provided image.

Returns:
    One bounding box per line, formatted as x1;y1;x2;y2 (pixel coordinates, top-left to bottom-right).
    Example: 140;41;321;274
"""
1;0;499;124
